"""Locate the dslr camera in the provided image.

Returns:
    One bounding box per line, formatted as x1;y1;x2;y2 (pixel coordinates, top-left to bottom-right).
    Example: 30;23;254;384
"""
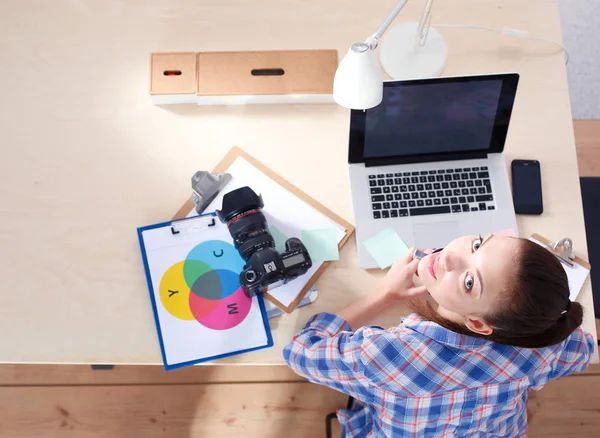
216;187;313;297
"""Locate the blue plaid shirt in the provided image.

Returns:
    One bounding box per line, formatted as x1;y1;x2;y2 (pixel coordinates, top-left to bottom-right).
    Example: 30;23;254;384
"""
283;312;594;437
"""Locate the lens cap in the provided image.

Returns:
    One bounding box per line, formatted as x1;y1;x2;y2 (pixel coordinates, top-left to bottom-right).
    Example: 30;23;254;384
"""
216;187;264;223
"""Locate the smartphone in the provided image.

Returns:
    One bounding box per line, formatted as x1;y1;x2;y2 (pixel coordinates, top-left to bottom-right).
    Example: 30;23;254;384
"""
511;159;543;214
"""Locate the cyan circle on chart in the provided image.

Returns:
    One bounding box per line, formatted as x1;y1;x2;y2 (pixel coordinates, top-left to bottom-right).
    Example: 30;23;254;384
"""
186;240;245;274
190;269;222;301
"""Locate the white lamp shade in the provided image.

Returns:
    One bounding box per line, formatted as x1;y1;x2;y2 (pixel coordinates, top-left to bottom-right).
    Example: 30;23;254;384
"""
333;45;383;110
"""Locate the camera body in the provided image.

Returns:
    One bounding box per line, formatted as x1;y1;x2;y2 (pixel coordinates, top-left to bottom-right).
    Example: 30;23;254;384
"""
239;238;312;296
216;186;312;297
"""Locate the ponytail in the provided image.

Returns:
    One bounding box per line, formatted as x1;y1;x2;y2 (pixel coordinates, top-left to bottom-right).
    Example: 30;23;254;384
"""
525;301;585;347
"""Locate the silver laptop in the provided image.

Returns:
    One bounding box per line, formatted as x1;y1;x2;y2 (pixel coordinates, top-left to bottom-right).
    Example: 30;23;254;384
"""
349;73;520;269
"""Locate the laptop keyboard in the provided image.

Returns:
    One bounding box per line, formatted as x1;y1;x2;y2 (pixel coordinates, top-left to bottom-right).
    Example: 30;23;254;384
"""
368;167;495;219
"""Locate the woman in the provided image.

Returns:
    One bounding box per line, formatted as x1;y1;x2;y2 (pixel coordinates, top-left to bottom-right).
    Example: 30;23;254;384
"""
283;234;594;437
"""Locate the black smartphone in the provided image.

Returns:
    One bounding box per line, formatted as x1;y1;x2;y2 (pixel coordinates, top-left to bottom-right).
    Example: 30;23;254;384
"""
511;159;543;214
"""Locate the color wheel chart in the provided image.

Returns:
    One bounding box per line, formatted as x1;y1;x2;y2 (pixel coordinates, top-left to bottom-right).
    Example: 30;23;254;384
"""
139;214;272;370
159;240;251;331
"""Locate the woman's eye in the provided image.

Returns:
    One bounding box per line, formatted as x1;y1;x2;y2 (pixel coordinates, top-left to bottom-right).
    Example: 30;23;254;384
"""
465;274;474;292
472;237;483;251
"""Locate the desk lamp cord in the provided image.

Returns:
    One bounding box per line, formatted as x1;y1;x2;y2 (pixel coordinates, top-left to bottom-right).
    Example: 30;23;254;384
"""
433;24;570;65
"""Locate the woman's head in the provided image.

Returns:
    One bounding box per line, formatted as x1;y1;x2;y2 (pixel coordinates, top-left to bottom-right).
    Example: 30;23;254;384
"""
414;234;583;348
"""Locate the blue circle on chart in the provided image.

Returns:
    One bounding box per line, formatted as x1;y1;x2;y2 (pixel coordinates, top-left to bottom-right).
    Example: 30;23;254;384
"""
215;269;240;299
186;240;245;274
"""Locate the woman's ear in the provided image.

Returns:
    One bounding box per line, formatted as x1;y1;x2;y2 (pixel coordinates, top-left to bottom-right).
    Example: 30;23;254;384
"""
464;316;494;336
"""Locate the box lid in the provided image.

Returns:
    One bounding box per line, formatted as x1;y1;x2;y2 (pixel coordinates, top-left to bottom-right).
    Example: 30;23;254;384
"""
197;50;337;96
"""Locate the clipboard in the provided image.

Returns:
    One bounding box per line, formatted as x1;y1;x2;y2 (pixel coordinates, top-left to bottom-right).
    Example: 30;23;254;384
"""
530;233;591;301
173;147;355;313
137;212;274;370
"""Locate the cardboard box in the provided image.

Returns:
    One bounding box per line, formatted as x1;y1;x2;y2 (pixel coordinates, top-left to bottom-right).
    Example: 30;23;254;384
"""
150;50;337;105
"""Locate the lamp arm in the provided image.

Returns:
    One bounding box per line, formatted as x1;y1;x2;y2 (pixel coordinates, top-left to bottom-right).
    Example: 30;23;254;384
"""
416;0;435;46
365;0;409;49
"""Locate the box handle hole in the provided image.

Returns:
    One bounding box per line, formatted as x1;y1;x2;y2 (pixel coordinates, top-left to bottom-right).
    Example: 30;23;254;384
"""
163;70;182;76
251;68;285;76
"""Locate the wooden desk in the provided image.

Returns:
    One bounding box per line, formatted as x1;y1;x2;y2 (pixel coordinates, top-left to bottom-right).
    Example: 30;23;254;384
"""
0;0;596;366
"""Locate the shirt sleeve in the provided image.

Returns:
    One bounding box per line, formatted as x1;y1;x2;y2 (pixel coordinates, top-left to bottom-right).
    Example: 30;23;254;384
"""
549;328;595;380
282;312;382;403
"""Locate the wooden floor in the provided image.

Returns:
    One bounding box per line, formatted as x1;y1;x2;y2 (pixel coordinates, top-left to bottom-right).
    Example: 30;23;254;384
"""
1;120;599;438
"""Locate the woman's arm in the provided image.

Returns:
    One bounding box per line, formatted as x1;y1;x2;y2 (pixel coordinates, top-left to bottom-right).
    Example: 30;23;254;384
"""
282;313;374;401
337;293;396;331
283;250;428;399
339;251;427;330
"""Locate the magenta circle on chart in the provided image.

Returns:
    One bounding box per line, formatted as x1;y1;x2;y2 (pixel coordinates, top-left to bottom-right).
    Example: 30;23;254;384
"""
197;287;252;330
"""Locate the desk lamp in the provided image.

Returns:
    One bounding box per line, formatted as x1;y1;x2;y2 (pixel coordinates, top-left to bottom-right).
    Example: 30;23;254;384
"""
333;0;447;110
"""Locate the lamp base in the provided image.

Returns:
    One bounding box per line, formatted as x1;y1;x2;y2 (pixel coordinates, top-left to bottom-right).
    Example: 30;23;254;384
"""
379;22;447;80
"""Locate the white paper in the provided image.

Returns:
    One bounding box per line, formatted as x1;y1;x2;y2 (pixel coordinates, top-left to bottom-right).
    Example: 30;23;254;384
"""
188;157;346;307
141;221;269;368
529;238;591;301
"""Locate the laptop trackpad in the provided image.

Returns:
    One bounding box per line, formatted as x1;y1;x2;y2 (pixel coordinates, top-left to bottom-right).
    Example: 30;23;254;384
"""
413;221;461;250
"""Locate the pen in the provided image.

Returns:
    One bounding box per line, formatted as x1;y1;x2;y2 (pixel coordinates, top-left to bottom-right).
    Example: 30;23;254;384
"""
413;248;444;259
413;249;427;259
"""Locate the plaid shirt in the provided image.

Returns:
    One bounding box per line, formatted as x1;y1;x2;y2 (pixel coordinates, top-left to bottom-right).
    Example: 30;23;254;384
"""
283;312;594;437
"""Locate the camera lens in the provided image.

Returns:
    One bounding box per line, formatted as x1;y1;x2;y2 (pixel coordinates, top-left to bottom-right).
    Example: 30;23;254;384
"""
216;187;275;261
228;212;274;260
244;270;257;283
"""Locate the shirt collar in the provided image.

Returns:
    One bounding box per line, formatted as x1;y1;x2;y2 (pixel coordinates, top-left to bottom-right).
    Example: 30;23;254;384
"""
402;313;493;350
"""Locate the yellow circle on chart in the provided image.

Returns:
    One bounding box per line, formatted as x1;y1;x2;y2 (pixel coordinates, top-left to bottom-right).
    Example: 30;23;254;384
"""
159;261;195;320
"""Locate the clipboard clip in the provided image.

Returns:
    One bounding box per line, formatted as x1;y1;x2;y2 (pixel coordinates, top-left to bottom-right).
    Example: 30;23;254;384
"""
547;237;575;267
191;171;232;214
171;215;216;235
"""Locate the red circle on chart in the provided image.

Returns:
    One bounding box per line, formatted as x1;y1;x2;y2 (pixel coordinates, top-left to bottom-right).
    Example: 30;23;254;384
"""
197;287;252;330
189;292;220;321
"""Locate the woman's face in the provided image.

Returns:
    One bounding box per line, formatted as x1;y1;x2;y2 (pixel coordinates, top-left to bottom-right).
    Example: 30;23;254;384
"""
417;234;520;319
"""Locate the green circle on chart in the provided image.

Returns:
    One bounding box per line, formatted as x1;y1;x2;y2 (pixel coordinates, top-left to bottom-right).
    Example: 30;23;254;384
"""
183;260;212;291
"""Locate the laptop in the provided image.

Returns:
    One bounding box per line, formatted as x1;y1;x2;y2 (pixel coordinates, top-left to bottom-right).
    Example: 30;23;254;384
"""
348;73;520;269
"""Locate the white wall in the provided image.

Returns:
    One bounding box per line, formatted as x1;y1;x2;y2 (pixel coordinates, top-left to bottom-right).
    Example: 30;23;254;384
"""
559;0;600;119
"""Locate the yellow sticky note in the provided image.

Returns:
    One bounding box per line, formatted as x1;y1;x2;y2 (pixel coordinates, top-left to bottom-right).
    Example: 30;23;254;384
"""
363;228;409;269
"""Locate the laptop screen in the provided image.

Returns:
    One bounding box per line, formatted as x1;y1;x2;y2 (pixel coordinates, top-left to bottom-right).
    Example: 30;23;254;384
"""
364;80;502;158
348;74;519;165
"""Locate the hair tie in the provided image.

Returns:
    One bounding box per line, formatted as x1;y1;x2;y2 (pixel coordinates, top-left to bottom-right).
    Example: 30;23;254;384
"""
561;300;572;315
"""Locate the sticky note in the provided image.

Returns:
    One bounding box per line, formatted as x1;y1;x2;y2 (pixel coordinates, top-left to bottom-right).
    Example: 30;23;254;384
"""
363;228;409;269
494;228;517;237
270;226;288;253
301;228;339;262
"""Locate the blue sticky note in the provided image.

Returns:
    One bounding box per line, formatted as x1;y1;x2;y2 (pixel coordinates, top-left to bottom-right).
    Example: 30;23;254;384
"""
363;228;409;269
301;228;339;262
270;226;288;253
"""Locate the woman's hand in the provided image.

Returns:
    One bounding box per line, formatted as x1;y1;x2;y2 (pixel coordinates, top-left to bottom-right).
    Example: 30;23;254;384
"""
379;248;429;300
337;248;431;329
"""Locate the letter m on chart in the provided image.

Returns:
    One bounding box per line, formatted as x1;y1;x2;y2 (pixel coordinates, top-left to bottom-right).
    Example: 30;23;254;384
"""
227;303;239;314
